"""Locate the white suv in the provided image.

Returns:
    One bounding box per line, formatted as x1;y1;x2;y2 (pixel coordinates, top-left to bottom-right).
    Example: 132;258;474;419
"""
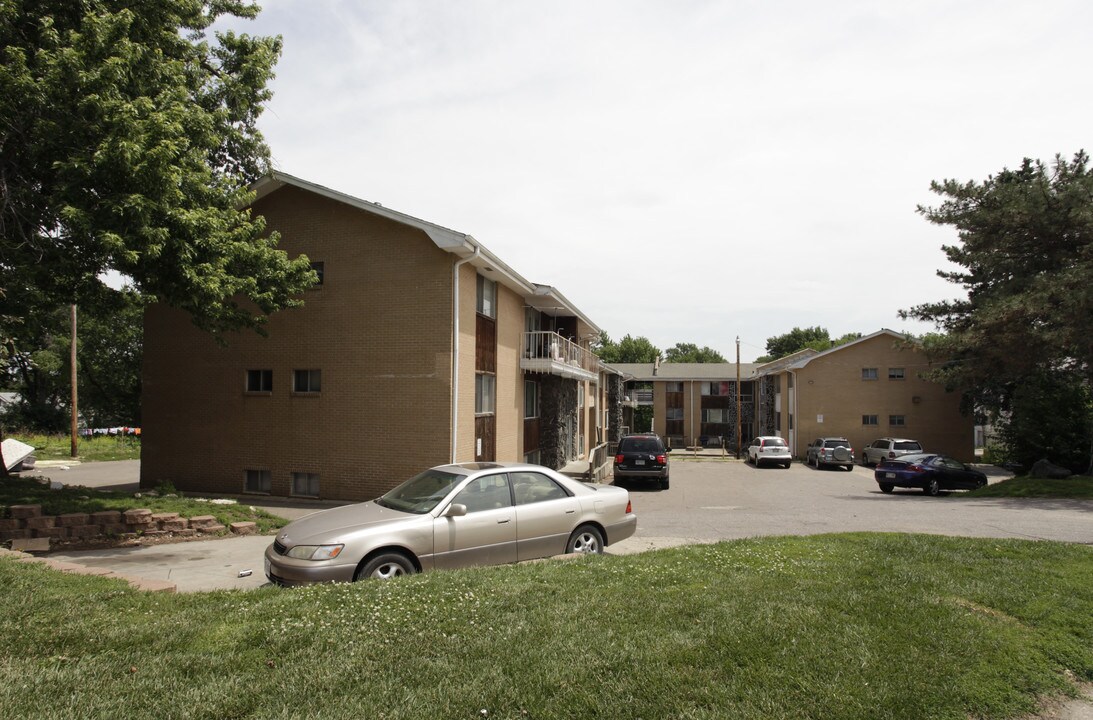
862;437;923;467
746;436;792;468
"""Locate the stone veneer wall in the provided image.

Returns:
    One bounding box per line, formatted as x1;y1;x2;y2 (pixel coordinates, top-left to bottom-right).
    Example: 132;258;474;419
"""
606;374;624;447
538;375;579;470
0;504;257;543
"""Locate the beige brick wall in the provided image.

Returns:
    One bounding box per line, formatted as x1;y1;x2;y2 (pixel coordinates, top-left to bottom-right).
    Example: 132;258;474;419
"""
791;334;974;461
143;186;458;501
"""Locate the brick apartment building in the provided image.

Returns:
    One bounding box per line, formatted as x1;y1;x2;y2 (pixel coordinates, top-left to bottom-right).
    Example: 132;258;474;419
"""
141;172;615;501
614;330;974;461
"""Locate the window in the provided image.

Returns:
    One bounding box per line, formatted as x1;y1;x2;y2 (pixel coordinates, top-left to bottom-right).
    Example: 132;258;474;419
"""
665;382;683;392
788;414;794;430
291;472;319;497
511;471;569;505
246;369;272;393
293;369;321;393
862;368;878;380
244;469;271;494
524;449;540;465
889;415;906;426
453;474;511;513
524;380;539;419
309;261;324;286
888;367;905;380
701;382;728;396
476;274;496;318
666;407;683;421
702;408;727;423
475;373;495;414
862;415;879;426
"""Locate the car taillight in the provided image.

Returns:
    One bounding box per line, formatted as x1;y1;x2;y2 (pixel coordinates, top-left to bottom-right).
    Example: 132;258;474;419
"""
907;464;926;474
656;454;666;464
625;500;632;514
615;454;624;463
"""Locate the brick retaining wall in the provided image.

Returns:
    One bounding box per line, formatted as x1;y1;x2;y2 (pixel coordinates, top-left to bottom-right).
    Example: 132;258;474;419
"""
0;504;257;543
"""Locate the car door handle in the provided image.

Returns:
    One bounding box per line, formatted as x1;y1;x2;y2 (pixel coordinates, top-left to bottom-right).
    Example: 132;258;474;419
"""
497;518;511;524
565;509;575;514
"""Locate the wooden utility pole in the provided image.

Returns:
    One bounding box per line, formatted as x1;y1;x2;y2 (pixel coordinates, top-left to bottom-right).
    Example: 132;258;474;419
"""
70;304;78;458
735;336;741;458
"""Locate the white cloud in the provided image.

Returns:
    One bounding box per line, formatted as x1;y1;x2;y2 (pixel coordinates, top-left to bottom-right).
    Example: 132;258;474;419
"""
222;0;1093;360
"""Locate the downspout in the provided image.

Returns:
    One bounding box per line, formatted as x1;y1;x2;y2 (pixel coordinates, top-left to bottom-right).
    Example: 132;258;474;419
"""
451;245;480;464
788;369;798;459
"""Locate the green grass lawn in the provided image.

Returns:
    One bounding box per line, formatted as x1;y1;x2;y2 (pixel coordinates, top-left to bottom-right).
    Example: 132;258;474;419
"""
1;533;1090;719
968;474;1093;499
9;433;141;462
0;475;286;534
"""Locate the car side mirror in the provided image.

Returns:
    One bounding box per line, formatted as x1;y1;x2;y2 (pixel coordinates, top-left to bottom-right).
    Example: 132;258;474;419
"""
664;448;672;453
444;503;467;517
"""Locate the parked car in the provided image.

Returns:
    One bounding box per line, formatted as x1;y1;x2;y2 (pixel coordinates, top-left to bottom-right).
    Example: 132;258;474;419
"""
862;437;923;467
614;433;671;490
874;453;988;496
264;462;636;585
807;437;855;471
747;436;792;468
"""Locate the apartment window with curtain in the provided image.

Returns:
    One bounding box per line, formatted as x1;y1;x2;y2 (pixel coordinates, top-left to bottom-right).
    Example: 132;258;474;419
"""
476;374;495;415
476;274;496;318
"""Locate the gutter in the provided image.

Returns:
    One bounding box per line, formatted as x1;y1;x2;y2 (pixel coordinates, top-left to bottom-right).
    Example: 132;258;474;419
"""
451;245;480;464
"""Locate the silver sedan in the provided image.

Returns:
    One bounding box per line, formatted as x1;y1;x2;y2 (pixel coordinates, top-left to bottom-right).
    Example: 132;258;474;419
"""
264;462;637;585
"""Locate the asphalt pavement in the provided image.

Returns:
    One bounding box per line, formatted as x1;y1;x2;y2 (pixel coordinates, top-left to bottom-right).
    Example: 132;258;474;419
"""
23;457;1093;593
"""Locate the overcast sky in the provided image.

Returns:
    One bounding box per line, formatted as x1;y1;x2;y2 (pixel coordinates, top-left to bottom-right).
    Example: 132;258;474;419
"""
220;1;1092;362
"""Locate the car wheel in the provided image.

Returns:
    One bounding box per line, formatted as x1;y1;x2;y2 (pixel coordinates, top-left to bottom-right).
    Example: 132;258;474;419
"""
660;476;670;490
879;483;894;494
356;552;415;581
844;464;854;472
566;525;605;555
862;453;870;467
976;477;987;489
923;478;940;496
783;462;791;469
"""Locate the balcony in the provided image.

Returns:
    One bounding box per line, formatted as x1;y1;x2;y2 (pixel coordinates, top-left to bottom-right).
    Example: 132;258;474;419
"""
522;331;599;382
621;388;653;407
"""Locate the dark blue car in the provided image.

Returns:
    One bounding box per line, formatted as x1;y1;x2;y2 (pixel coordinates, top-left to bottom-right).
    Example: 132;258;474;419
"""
874;453;988;496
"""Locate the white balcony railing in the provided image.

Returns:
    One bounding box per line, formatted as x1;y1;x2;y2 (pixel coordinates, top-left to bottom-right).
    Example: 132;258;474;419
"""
521;331;599;382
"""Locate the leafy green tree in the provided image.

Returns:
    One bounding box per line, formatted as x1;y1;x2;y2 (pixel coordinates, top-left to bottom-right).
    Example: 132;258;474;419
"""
902;152;1093;472
595;333;661;364
0;291;143;432
758;327;828;362
995;369;1092;473
0;0;316;337
664;343;727;363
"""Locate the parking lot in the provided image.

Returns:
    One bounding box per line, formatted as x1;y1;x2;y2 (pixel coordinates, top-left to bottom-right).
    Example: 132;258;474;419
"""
611;457;1092;552
44;458;1092;591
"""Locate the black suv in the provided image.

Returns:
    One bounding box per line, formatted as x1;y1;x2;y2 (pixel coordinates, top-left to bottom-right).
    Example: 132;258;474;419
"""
613;434;671;490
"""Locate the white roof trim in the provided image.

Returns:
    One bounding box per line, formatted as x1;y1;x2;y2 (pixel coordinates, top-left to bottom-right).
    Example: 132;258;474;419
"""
785;329;911;370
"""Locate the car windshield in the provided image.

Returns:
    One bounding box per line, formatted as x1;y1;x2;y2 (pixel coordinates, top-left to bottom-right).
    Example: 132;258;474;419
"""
823;439;847;448
620;438;662;453
763;438;787;447
894;441;922;451
376;469;464;514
